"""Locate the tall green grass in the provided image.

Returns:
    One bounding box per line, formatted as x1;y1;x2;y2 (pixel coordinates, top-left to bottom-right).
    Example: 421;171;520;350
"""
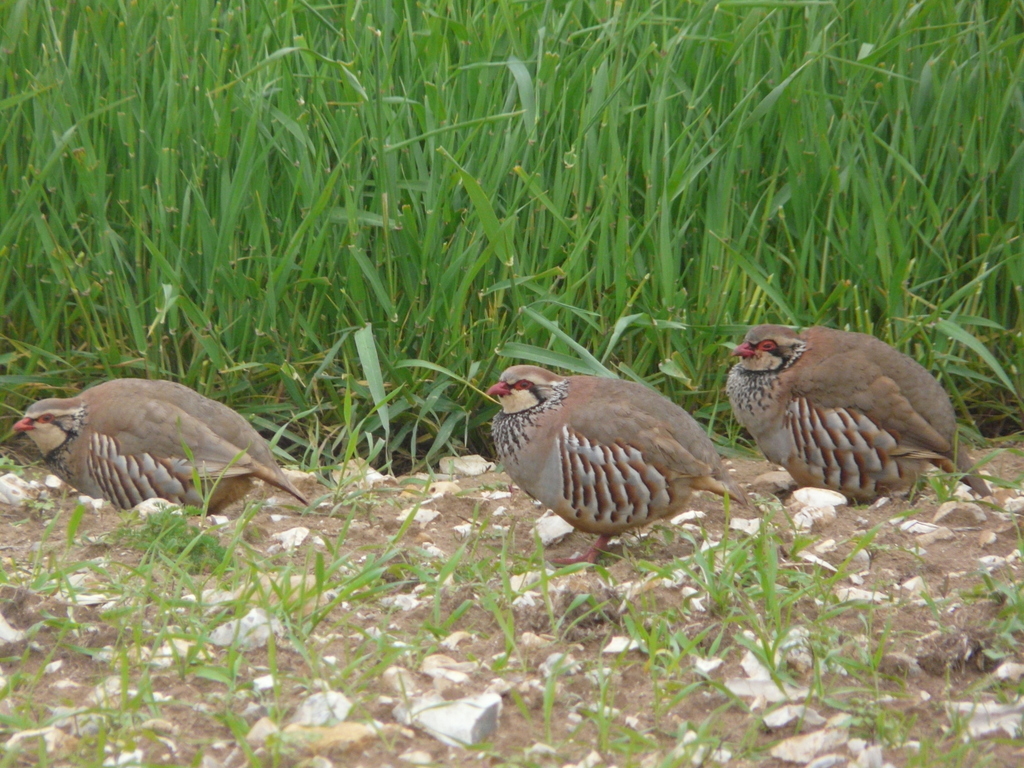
2;0;1022;469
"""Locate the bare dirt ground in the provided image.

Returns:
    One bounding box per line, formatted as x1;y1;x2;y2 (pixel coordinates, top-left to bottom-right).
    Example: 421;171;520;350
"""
1;443;1023;767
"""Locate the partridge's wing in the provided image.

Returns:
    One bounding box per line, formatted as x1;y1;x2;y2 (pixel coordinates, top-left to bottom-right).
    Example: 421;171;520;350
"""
100;398;263;478
567;394;717;479
790;353;953;458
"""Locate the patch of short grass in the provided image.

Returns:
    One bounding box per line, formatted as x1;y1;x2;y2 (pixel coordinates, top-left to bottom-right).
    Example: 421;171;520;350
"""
110;511;228;573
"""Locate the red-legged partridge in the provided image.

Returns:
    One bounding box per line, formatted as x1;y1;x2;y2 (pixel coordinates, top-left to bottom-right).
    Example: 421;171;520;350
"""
726;324;990;501
488;365;749;564
13;378;309;512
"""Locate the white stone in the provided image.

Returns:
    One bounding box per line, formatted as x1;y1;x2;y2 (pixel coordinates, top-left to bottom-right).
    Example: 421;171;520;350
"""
526;742;557;756
850;550;871;573
933;501;986;525
253;674;275;691
282;468;317;485
675;729;733;765
0;474;36;506
519;632;553;649
208;608;283;649
1005;497;1024;514
421;654;477;684
208;515;230;526
898;519;937;535
835;587;887;603
792;487;847;508
847;738;867;755
780;626;812;673
43;660;63;675
0;613;26;645
384;666;421;695
763;704;826;729
978;555;1008;571
917;526;954;546
814;539;837;554
201;588;237;606
994;662;1024;682
77;494;106;511
511;591;539;608
534;514;575;546
4;726;76;756
806;756;846;768
979;530;997;547
440;631;472;650
381;594;421;611
89;676;126;707
792;510;814;531
740;649;772;680
539;652;581;677
246;717;279;748
133;498;179;517
44;475;64;489
479;490;512;501
797;552;837;572
692;656;723;674
564;750;603;768
333;459;391;489
484;678;512;696
399;750;434;765
953;483;977;501
289;690;352;726
421;543;446;558
730;517;761;535
429;480;462;496
453;523;473;538
855;745;884;768
769;727;848;763
397;505;440;525
602;636;642;654
438;455;495;477
900;576;926;598
108;748;145;765
271;526;310;551
948;699;1024;737
267;494;303;508
670;510;706;525
394;692;501;747
724;678;809;703
793;505;836;531
509;572;541;592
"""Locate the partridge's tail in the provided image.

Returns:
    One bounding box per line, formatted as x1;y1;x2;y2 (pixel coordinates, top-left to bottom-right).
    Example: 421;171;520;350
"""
693;473;753;510
954;450;991;499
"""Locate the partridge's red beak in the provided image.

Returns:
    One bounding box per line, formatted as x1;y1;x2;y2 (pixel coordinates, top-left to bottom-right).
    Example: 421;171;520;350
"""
13;417;35;432
731;342;756;358
487;382;511;398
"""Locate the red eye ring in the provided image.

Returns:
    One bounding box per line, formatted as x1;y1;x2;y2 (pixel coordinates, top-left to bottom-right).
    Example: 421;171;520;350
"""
513;380;532;390
759;340;778;352
37;414;54;424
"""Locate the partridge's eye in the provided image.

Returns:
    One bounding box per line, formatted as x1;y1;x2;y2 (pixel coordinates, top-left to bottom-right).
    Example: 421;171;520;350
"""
759;340;778;352
513;380;533;390
37;414;54;424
